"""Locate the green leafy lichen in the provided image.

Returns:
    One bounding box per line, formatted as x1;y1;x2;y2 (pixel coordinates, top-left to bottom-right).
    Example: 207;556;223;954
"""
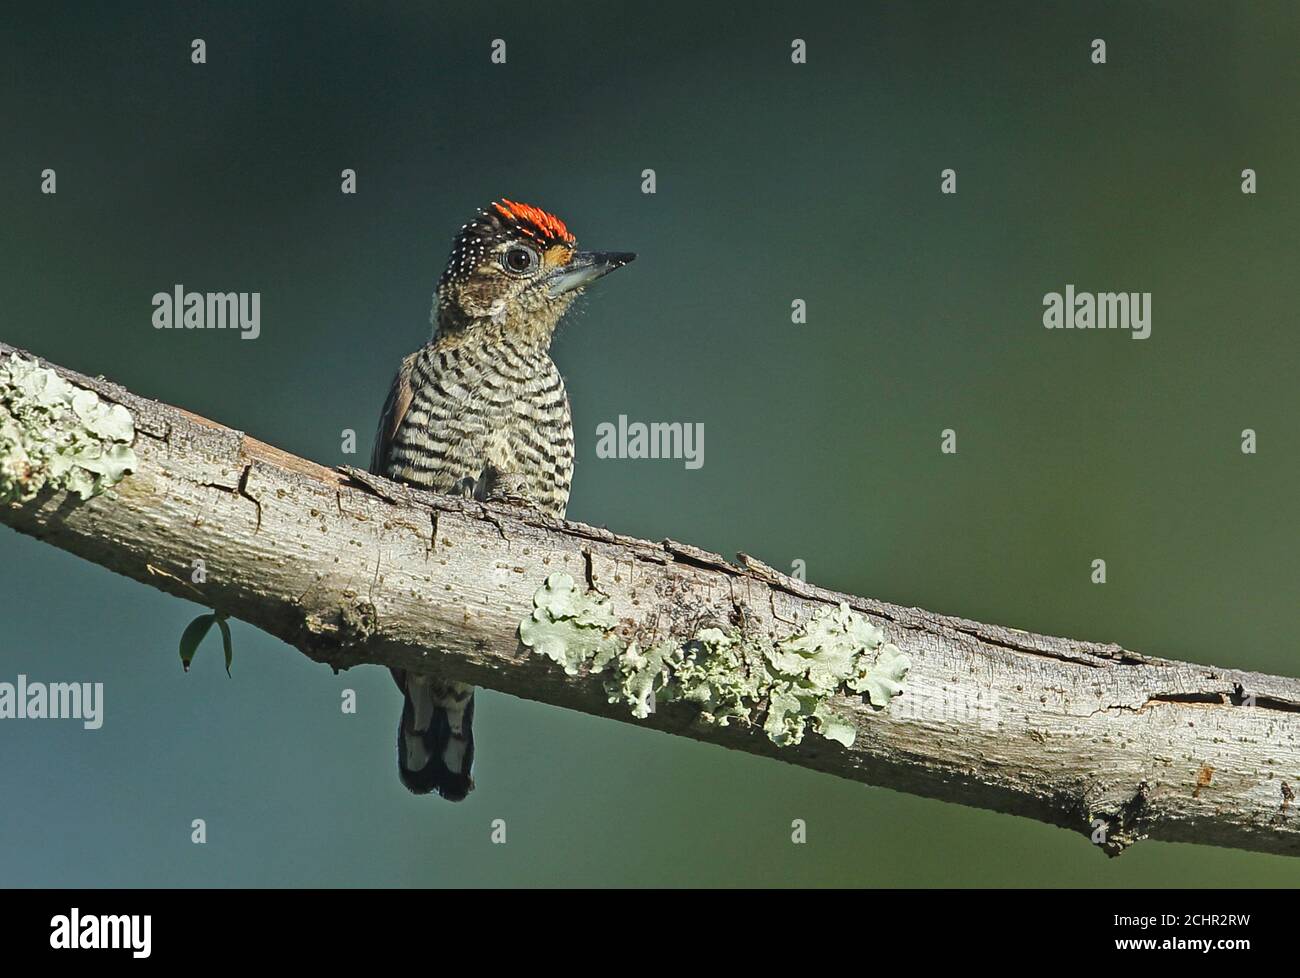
0;353;138;504
763;602;912;746
519;573;911;749
604;641;675;719
518;572;623;676
663;628;765;727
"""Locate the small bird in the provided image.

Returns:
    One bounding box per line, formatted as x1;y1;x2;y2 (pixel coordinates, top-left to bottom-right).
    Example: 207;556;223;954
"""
370;200;635;800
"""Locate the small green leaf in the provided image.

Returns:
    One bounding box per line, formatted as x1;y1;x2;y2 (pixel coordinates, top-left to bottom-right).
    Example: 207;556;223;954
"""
216;615;234;677
179;614;217;672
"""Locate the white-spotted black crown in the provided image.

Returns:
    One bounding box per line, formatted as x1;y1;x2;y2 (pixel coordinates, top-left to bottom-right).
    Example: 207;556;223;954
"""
441;199;575;283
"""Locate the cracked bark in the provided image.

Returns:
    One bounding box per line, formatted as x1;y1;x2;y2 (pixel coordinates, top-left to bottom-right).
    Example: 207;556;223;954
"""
3;341;1299;858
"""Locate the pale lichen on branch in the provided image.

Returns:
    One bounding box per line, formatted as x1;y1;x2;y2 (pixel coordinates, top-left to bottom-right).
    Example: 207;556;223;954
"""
0;353;138;504
519;572;911;747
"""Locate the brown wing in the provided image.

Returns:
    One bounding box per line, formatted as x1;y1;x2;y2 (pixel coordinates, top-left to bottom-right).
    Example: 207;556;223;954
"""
369;352;417;476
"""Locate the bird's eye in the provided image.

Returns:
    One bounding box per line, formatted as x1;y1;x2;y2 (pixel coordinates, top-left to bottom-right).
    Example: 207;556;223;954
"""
503;246;536;274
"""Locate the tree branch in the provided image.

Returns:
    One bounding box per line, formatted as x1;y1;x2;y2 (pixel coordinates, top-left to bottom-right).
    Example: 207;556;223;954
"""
3;340;1298;858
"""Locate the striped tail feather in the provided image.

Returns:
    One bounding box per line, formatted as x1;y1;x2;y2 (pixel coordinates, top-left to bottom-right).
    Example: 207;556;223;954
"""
392;669;475;801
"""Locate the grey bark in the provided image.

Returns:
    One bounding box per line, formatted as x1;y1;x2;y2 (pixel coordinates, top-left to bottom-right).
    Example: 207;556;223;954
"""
3;341;1299;858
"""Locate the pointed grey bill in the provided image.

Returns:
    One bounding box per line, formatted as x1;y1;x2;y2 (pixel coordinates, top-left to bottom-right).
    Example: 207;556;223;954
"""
546;251;637;297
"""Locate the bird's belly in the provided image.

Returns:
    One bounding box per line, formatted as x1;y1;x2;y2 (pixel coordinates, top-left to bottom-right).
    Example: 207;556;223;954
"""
387;413;569;514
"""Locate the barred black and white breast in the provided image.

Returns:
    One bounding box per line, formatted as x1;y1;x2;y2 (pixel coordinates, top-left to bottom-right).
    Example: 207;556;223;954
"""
373;330;574;519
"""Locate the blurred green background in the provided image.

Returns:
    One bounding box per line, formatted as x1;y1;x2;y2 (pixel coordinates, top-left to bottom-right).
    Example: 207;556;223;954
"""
2;0;1297;886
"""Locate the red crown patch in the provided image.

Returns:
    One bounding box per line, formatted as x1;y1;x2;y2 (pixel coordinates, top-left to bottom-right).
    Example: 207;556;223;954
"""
492;199;575;244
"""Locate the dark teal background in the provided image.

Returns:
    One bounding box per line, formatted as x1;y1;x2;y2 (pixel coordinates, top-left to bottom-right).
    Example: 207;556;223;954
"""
2;1;1297;886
